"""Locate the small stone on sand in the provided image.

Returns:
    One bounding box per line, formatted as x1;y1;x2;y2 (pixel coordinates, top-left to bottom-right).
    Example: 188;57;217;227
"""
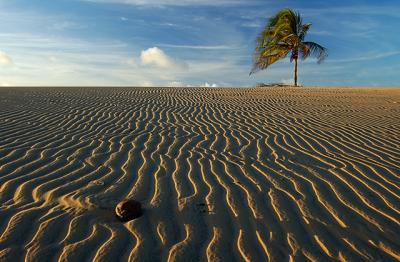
115;200;142;222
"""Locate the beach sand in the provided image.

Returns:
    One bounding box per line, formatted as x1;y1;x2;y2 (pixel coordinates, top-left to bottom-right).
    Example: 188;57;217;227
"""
0;86;399;261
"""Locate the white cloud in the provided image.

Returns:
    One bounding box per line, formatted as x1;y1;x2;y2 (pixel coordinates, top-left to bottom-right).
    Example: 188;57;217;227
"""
201;82;218;87
140;47;186;69
0;51;12;66
141;47;171;68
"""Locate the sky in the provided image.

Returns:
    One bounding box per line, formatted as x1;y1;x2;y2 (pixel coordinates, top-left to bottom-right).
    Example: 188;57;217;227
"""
0;0;399;87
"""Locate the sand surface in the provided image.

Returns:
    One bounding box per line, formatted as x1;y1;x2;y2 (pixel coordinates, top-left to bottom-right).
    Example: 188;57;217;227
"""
0;87;399;261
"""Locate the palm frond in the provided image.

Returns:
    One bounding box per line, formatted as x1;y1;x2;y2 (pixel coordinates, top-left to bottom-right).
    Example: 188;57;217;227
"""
267;8;292;27
251;42;290;75
300;41;328;62
251;51;290;74
288;10;301;36
299;23;312;41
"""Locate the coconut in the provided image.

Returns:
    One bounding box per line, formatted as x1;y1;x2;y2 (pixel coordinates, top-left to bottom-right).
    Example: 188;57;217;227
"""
115;200;142;222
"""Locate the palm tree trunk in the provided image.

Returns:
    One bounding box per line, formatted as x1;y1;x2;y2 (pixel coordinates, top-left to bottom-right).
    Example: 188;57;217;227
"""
294;58;298;86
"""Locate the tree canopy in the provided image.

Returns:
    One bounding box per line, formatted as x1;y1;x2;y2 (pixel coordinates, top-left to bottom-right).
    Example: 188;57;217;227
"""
251;8;328;86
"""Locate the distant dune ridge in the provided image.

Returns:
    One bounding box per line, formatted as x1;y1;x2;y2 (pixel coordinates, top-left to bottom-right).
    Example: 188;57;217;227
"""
0;86;399;261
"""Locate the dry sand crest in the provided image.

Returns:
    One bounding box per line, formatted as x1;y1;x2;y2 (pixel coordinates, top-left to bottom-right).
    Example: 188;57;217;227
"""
0;86;399;261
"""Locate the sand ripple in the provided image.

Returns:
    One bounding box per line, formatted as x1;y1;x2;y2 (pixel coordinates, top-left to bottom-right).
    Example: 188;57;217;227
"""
0;87;399;261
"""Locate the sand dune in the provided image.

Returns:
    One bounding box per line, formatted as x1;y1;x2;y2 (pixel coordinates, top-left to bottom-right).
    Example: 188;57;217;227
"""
0;86;399;261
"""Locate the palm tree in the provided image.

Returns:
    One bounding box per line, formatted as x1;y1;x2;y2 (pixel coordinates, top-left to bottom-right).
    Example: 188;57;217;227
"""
250;8;328;86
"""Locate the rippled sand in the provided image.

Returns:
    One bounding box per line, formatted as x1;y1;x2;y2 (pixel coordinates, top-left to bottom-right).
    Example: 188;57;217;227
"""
0;87;399;261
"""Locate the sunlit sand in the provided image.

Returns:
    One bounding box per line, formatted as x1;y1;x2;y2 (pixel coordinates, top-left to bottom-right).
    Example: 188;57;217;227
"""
0;87;399;261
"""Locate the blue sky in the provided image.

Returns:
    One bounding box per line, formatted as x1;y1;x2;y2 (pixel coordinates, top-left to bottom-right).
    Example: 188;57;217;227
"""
0;0;399;86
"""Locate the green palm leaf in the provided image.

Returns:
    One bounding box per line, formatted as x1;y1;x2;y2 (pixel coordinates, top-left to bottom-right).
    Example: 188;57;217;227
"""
301;41;328;63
